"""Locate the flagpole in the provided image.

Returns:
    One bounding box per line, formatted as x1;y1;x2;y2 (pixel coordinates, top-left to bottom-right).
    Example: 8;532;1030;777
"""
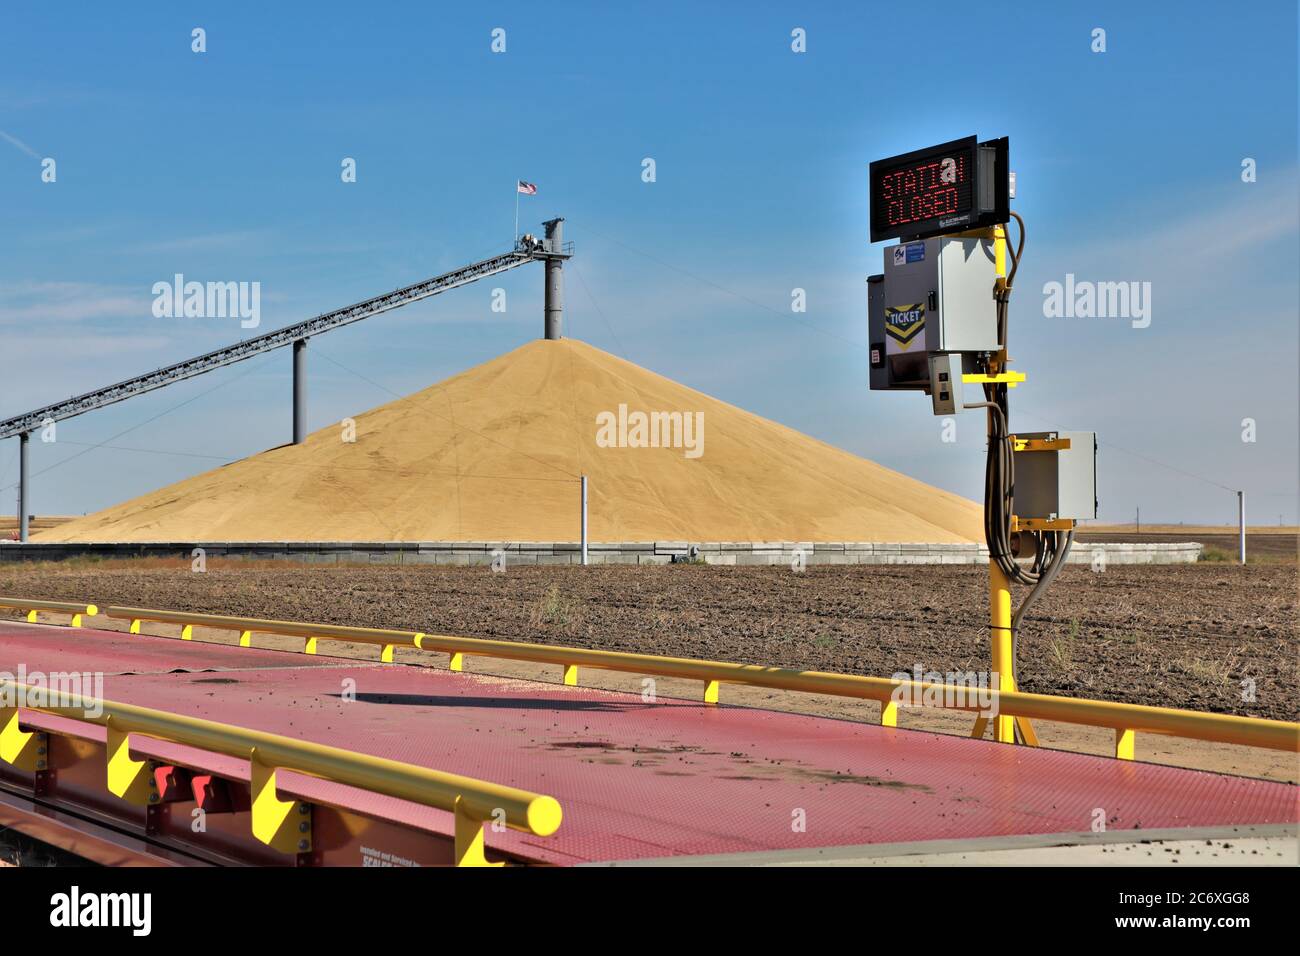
514;181;519;245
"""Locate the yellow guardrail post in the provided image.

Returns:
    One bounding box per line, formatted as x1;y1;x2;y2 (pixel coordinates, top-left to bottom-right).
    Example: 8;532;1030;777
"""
1115;728;1136;760
105;719;156;805
250;749;311;854
0;707;46;771
703;680;720;705
879;698;898;727
453;797;502;867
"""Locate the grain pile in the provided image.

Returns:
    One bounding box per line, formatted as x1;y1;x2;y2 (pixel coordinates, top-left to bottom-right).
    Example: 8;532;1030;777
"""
39;339;981;543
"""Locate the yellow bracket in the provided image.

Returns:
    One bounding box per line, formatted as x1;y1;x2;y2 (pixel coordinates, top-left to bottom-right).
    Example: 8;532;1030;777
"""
1115;728;1136;760
1012;436;1071;452
304;638;319;655
380;644;395;663
129;619;142;634
453;797;503;867
106;723;155;805
562;665;578;686
180;624;193;641
71;604;96;628
239;630;252;647
970;715;989;739
963;371;1025;389
879;699;898;727
250;750;310;854
25;610;37;623
0;708;46;771
1012;516;1077;532
703;679;720;705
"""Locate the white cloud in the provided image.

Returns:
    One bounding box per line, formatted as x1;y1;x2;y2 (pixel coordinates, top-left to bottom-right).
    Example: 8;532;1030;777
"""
0;281;148;324
125;230;272;255
0;128;40;159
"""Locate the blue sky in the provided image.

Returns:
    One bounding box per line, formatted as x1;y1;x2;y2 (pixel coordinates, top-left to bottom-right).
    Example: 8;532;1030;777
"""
1;0;1296;524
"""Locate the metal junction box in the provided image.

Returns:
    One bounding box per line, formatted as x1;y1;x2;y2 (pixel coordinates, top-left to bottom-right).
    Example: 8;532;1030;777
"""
868;235;999;400
1013;431;1098;521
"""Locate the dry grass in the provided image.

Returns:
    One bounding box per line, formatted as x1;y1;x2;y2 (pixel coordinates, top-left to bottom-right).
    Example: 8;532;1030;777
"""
1087;524;1298;535
0;829;89;867
1176;653;1238;688
530;585;585;631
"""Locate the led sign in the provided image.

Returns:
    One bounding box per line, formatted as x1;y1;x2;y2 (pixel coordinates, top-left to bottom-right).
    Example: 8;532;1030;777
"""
870;136;1008;243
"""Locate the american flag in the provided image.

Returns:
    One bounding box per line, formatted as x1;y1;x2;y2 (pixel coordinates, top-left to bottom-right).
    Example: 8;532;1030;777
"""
517;180;538;195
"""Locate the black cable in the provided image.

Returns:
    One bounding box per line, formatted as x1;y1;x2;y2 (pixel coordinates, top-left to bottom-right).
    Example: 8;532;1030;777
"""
973;211;1073;709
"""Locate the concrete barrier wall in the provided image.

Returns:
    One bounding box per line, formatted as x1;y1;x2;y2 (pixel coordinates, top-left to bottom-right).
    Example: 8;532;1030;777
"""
0;540;1203;566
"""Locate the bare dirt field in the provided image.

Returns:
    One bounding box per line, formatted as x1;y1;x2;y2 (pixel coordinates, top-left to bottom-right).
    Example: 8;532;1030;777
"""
1078;528;1297;562
2;559;1295;723
1087;525;1298;535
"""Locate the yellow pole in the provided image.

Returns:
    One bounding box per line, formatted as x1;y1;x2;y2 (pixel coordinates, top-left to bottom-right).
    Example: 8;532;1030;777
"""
988;223;1015;744
989;559;1016;743
992;223;1007;372
993;224;1007;281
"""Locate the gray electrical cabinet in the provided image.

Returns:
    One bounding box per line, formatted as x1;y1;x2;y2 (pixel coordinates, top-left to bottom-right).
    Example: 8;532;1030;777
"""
868;235;999;406
1013;431;1098;520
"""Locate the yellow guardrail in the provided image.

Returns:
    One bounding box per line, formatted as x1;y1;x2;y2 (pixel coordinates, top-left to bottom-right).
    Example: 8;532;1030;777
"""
103;606;417;661
0;597;98;627
93;604;1300;761
0;679;561;866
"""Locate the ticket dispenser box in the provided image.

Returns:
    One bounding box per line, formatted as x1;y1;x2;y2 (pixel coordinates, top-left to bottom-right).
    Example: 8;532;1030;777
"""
869;235;1000;404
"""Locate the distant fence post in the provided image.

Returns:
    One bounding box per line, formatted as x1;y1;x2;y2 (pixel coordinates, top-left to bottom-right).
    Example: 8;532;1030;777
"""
580;475;588;566
18;431;29;544
1238;491;1246;565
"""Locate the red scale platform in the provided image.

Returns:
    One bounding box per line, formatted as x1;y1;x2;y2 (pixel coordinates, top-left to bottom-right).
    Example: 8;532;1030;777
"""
1;620;1296;864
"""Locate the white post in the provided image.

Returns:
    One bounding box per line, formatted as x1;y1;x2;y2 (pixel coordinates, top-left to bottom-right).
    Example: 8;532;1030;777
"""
580;475;588;566
1238;491;1246;565
18;432;29;544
